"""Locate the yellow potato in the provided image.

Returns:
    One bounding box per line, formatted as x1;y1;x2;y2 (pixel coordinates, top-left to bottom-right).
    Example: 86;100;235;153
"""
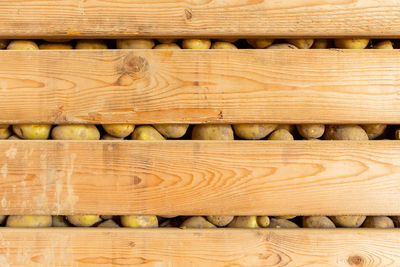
154;43;181;49
233;124;277;140
334;38;370;49
101;134;124;140
0;40;9;49
297;124;325;139
67;215;101;227
52;125;100;140
287;39;314;49
0;215;6;225
268;129;294;140
182;39;211;49
75;40;108;49
257;216;270;228
192;124;234;140
312;39;333;49
274;216;296;220
324;125;368;140
362;216;394;228
303;216;336;228
102;124;135;138
228;216;259;228
267;43;298;49
181;216;216;228
373;40;393;49
206;216;234;227
246;39;274;49
116;39;155;49
39;43;73;50
361;124;387;139
13;124;51;140
330;216;366;228
154;124;189;138
52;216;69;227
131;125;165;140
7;40;38;50
268;218;299;228
211;42;238;49
120;215;158;228
157;39;179;44
0;126;11;139
6;215;52;227
97;219;120;228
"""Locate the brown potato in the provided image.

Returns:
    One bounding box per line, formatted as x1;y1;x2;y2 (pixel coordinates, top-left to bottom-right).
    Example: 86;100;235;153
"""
303;216;336;228
297;124;325;139
211;42;238;49
334;38;370;49
324;125;368;140
97;219;120;228
228;216;259;228
75;40;107;49
7;40;38;50
51;125;100;140
233;124;277;140
154;43;181;49
287;39;314;49
206;216;234;227
131;125;165;140
362;216;394;228
267;43;298;49
117;39;155;49
102;124;135;138
312;39;333;49
330;216;366;228
246;39;274;49
7;215;52;227
192;124;234;140
257;216;270;228
361;124;387;139
154;124;189;138
182;39;211;49
268;218;299;228
268;129;294;140
180;216;216;228
373;40;393;49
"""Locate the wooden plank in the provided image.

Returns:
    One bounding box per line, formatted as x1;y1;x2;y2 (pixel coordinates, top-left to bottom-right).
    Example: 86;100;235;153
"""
1;0;400;38
1;50;400;124
1;140;400;215
0;228;399;266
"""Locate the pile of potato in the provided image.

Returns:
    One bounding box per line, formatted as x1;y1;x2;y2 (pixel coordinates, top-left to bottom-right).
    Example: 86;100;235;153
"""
0;215;398;229
1;123;400;141
0;38;396;51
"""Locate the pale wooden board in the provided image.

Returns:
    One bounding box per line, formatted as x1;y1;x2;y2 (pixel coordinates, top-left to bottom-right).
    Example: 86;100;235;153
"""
1;50;400;124
1;140;400;215
0;228;399;266
0;0;400;38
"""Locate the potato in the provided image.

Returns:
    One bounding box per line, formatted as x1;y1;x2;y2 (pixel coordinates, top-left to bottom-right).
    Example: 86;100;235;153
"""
246;39;274;49
390;216;400;227
157;39;179;44
324;125;368;140
303;216;336;228
257;216;270;228
268;218;299;228
274;216;296;220
182;39;211;49
297;124;325;139
267;43;298;49
362;216;394;228
211;42;238;49
374;40;393;49
75;40;107;49
8;135;22;140
268;129;294;140
154;124;189;139
52;125;100;140
228;216;259;228
206;216;234;227
131;125;165;140
334;38;370;49
39;43;73;49
0;126;11;139
97;219;120;228
154;43;181;49
116;39;155;49
233;124;277;140
330;216;366;228
13;124;51;140
312;39;333;49
6;215;52;227
180;216;216;228
100;215;113;220
0;215;6;225
287;39;314;49
52;216;69;227
7;40;38;50
192;124;234;140
361;124;387;139
101;134;124;140
0;40;9;49
276;124;297;134
67;215;101;227
102;124;135;138
121;215;158;228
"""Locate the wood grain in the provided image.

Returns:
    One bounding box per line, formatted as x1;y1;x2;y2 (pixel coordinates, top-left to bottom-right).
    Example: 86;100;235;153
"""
0;228;399;266
1;0;400;38
1;140;400;215
1;50;400;124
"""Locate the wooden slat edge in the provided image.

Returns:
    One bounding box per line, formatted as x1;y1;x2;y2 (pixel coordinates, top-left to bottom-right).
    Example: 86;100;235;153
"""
1;1;400;38
1;140;400;215
0;228;399;266
1;49;400;124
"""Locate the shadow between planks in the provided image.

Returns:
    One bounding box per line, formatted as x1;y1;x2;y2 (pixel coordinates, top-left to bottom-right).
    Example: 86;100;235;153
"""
0;228;399;266
0;0;400;38
0;50;400;124
0;140;400;216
